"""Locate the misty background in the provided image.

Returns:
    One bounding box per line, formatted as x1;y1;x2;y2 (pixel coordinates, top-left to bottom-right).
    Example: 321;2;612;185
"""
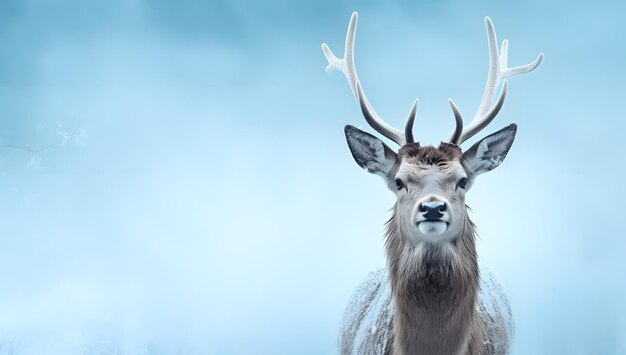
0;0;624;354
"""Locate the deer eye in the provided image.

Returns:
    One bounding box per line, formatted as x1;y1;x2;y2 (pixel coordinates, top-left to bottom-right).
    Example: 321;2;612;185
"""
458;178;468;189
394;178;405;191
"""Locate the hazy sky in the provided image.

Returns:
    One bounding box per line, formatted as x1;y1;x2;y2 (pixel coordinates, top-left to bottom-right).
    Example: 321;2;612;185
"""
0;0;624;354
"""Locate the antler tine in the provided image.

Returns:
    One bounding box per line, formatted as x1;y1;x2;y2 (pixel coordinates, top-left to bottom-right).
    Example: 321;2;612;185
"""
447;99;464;145
322;12;407;146
458;17;543;144
404;99;419;144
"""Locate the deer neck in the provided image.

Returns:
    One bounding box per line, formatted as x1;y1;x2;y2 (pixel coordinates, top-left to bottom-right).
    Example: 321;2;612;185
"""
385;217;481;355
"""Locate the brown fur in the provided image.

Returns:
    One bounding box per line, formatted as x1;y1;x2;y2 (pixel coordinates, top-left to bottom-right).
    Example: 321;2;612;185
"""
397;142;462;166
385;207;482;355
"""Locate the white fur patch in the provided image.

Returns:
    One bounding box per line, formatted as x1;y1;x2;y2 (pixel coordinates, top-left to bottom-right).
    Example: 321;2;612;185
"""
418;221;448;236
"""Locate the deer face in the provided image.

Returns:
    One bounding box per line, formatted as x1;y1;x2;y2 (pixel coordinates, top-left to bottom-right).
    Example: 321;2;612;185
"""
392;143;467;244
345;124;516;245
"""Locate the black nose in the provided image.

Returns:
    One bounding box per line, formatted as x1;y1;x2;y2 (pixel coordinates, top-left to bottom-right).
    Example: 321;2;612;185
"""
420;201;446;220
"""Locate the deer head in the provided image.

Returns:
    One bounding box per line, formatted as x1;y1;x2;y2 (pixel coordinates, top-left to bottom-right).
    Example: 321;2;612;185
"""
322;13;543;245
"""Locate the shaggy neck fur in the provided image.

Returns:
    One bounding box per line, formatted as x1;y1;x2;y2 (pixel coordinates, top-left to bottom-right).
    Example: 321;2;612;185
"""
385;208;482;355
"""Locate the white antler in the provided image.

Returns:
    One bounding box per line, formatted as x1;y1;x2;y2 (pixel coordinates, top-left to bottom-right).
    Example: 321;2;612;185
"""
322;12;409;146
452;17;544;145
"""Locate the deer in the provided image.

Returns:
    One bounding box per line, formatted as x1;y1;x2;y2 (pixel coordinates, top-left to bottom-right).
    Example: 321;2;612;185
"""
321;13;543;355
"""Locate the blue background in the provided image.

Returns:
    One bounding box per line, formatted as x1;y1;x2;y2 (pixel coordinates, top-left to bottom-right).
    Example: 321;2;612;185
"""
0;0;624;353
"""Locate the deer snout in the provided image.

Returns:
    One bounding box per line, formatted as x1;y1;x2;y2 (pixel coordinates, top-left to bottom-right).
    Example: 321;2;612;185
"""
419;201;446;220
414;197;450;237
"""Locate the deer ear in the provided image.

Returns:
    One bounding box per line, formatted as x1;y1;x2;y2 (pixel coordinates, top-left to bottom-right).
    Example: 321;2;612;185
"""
462;124;517;177
344;125;397;179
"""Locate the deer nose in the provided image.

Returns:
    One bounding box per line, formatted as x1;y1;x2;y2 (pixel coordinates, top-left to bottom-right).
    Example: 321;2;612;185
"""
419;201;446;220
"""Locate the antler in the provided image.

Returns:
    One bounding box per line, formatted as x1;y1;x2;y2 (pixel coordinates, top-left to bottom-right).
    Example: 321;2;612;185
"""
322;12;416;146
448;17;543;145
323;14;542;147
